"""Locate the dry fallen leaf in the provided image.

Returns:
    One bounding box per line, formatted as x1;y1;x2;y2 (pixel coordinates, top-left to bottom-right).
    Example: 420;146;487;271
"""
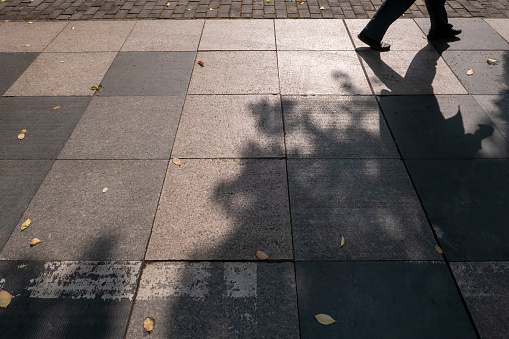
71;26;75;29
256;250;268;260
487;58;498;65
52;105;62;110
315;314;338;325
30;238;42;246
320;6;324;9
24;44;30;47
60;61;64;63
102;187;108;193
197;61;204;67
143;317;154;332
467;69;474;76
28;21;33;23
17;133;25;140
340;234;345;248
434;244;443;254
172;158;182;166
166;1;169;5
21;218;31;231
91;86;99;90
0;290;12;309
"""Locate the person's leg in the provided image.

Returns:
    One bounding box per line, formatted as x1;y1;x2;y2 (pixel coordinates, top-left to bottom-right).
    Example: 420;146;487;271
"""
361;0;416;42
425;0;461;38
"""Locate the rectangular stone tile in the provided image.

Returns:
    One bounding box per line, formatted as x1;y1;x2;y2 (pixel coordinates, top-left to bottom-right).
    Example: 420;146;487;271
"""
0;260;140;339
98;52;195;96
0;160;167;261
282;96;398;158
0;52;38;96
451;261;509;338
0;97;92;159
199;20;275;50
58;96;184;160
0;22;67;52
474;94;509;140
122;20;204;52
485;18;509;42
4;52;117;97
278;51;371;95
188;51;279;94
441;51;508;95
358;49;467;95
126;262;298;338
380;95;509;158
288;159;440;260
275;19;354;50
172;95;284;158
406;159;509;261
146;159;292;260
296;261;477;338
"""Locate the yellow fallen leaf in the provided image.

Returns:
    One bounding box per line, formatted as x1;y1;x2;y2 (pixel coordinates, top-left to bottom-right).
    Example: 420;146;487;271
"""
30;238;42;246
172;158;181;166
71;26;75;29
102;187;108;193
28;21;33;23
21;218;31;231
52;105;62;110
24;44;30;47
91;86;99;90
166;1;169;5
60;61;64;63
256;250;268;260
434;244;443;254
143;317;154;332
315;314;338;325
17;133;25;140
299;0;303;3
266;0;270;2
487;58;497;65
21;129;27;133
0;290;12;309
467;69;474;76
340;234;345;248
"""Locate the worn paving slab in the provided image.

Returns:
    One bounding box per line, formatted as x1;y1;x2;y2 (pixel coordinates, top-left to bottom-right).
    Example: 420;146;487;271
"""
0;52;39;96
282;95;398;158
450;261;509;338
0;160;53;252
0;160;167;261
485;19;509;42
58;96;184;160
172;95;284;158
441;50;509;95
0;22;67;52
0;260;141;339
199;20;275;50
45;21;135;52
0;97;92;159
406;159;509;261
296;261;477;338
121;20;204;52
4;52;117;97
98;51;195;97
188;51;279;94
474;94;509;140
146;159;292;260
357;49;467;95
278;51;371;95
287;159;439;260
275;19;354;51
380;95;509;159
126;262;298;339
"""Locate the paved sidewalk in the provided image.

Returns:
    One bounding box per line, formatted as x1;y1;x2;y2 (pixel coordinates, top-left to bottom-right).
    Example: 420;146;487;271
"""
1;18;509;338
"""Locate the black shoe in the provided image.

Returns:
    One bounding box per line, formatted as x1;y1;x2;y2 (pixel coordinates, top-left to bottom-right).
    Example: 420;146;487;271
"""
357;31;391;51
427;28;462;40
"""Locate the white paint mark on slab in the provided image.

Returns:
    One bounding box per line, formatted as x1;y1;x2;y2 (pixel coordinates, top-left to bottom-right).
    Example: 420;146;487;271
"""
18;264;28;269
224;263;257;298
27;261;141;301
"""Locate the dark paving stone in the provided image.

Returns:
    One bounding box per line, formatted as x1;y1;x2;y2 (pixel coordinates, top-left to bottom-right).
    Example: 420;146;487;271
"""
0;97;92;160
0;52;38;96
0;260;141;339
474;94;509;141
296;261;477;339
407;159;509;261
98;51;195;96
380;95;509;159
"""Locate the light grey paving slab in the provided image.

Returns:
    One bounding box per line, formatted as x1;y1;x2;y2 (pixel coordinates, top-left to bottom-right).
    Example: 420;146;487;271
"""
4;52;116;97
45;21;135;52
288;159;440;260
451;261;509;339
126;262;298;339
278;51;371;95
172;95;284;158
146;159;292;260
0;22;67;52
358;49;467;95
58;96;184;160
0;160;167;261
282;96;398;158
275;19;354;51
188;51;279;94
199;20;275;50
474;94;509;140
485;19;509;43
441;50;509;95
122;20;204;52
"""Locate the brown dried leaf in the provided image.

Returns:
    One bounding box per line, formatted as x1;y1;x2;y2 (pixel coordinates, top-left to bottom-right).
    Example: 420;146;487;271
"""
143;317;154;332
256;250;268;260
21;129;27;133
434;244;443;254
315;314;338;325
487;58;498;65
0;290;12;309
21;219;31;231
30;238;42;246
197;61;204;67
17;133;25;140
52;105;62;110
340;234;345;248
91;86;99;90
172;158;182;166
467;69;474;76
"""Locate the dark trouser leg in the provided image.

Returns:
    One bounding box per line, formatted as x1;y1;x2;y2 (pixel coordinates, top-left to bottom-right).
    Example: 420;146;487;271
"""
361;0;416;42
425;0;452;34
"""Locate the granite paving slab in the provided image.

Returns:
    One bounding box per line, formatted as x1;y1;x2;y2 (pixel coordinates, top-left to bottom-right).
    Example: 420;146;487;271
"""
0;160;53;251
450;261;509;338
58;96;184;160
282;95;398;158
0;160;167;261
288;159;439;260
406;159;509;261
441;50;509;95
0;97;92;159
278;51;371;95
357;49;467;95
188;51;279;94
296;261;477;338
474;94;509;140
380;95;509;159
121;20;204;52
98;51;195;97
146;159;292;260
0;22;67;52
0;52;39;96
275;19;354;51
485;19;509;42
0;260;141;339
45;21;135;52
4;52;117;97
125;262;299;338
199;20;275;50
172;95;284;158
